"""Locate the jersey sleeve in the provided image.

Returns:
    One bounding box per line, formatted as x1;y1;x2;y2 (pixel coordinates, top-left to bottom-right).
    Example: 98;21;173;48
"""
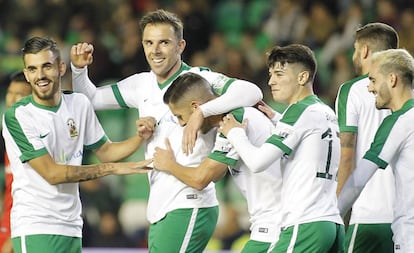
4;108;48;162
208;109;245;166
363;114;403;169
208;132;239;166
265;104;309;156
197;70;263;117
196;70;236;96
72;64;136;110
335;79;362;133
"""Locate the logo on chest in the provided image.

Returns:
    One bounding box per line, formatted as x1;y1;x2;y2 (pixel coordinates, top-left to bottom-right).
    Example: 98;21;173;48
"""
67;118;79;138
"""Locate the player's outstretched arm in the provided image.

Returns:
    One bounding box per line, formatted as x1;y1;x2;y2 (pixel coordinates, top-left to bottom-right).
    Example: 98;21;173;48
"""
28;154;153;185
71;42;121;110
94;117;156;163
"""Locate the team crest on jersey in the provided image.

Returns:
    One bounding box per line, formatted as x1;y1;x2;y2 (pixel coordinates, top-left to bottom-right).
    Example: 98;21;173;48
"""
212;74;230;94
67;118;78;137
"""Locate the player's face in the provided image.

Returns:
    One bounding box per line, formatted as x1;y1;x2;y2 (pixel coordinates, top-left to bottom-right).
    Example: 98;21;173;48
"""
142;23;186;83
168;101;193;127
352;41;363;76
368;62;392;110
23;49;66;106
268;62;301;104
5;81;31;108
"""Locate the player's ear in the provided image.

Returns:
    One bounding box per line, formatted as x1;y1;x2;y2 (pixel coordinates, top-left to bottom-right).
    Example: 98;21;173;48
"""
178;39;186;54
59;61;67;76
361;44;369;59
190;101;200;111
298;71;309;86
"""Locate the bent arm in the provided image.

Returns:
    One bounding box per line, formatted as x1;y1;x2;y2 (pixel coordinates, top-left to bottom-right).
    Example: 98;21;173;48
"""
28;154;152;185
226;128;283;173
336;132;357;195
337;158;378;217
200;79;263;117
160;158;228;191
94;136;145;163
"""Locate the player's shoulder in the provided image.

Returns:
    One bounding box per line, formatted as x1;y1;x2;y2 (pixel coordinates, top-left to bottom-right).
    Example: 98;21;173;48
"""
338;75;368;95
62;91;93;106
122;72;153;83
4;95;32;120
281;95;324;126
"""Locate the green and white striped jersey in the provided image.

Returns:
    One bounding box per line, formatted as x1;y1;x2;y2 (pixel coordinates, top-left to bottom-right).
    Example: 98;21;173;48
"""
2;92;107;238
363;99;414;250
267;95;343;228
335;75;394;224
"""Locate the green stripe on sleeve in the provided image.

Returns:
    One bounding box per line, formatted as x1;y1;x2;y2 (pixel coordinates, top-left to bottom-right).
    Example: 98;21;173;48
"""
266;135;292;155
111;84;129;109
363;152;388;169
21;148;48;163
4;99;40;162
208;151;238;166
336;75;367;133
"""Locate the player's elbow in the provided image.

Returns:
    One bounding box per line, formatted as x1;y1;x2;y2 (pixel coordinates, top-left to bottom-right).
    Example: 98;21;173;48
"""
192;179;210;191
42;173;66;185
245;161;267;173
191;175;212;191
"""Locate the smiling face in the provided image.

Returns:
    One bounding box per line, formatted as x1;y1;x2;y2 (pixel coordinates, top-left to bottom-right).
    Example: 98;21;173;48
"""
268;62;301;104
142;23;186;83
368;61;392;110
23;49;66;106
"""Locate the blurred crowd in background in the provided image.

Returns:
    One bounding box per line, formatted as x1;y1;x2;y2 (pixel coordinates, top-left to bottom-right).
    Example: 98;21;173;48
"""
0;0;413;251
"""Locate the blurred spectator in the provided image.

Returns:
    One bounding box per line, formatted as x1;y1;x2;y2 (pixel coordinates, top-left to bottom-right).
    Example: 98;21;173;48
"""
262;0;307;46
398;8;414;55
174;0;211;62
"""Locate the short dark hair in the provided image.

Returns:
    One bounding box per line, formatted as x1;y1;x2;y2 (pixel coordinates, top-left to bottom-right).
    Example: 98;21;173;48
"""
21;36;61;63
139;9;183;41
163;72;213;105
9;71;27;83
267;44;317;81
355;22;399;51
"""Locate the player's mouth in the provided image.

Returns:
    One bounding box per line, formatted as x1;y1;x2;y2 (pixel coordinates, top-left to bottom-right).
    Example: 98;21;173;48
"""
151;57;165;65
36;80;51;91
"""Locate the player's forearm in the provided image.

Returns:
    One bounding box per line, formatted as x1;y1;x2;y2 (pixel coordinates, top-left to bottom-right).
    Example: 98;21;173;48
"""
63;163;115;183
71;63;97;100
200;80;263;117
95;136;144;163
163;162;212;191
227;128;282;173
338;159;378;217
336;148;355;195
71;64;121;110
336;132;357;195
47;163;121;184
